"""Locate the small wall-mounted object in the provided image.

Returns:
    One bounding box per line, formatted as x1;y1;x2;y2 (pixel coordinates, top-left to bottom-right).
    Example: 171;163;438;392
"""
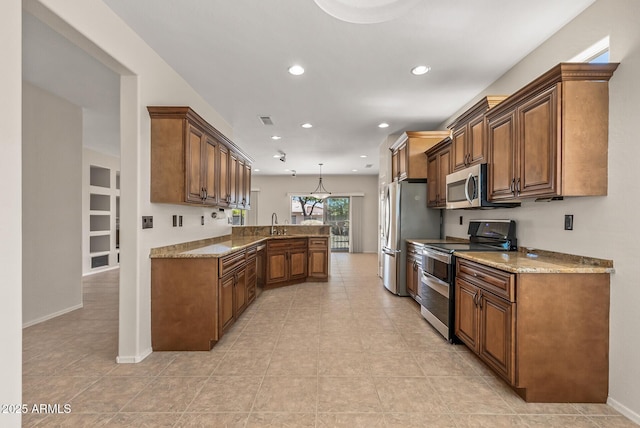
179;216;183;227
172;215;178;227
564;214;574;231
201;216;205;225
142;216;153;229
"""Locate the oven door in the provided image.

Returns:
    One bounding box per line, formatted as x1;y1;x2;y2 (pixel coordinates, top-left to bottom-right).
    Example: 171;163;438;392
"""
420;271;451;340
422;248;453;285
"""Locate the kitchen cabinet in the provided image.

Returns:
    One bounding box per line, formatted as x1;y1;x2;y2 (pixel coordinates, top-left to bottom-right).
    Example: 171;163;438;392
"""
148;106;252;208
450;96;507;172
486;63;618;201
425;137;452;208
308;237;329;281
455;257;610;403
405;242;422;301
151;245;258;351
266;238;308;287
390;131;450;181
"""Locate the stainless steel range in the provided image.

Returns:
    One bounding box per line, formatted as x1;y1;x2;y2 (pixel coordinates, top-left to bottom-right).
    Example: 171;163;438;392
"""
420;220;517;342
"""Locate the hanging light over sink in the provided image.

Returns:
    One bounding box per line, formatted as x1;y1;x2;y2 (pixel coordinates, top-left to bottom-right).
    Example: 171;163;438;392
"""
310;163;332;199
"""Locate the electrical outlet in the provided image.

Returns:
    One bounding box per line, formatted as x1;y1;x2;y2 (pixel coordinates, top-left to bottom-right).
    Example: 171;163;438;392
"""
459;216;463;225
564;214;573;230
179;216;183;227
201;215;205;225
142;216;153;229
172;215;177;227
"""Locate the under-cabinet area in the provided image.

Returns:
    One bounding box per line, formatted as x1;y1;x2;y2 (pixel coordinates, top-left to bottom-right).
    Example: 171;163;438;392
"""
150;229;330;351
454;252;613;403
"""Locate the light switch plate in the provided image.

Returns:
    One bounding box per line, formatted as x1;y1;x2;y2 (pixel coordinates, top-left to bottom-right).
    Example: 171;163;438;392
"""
142;216;153;229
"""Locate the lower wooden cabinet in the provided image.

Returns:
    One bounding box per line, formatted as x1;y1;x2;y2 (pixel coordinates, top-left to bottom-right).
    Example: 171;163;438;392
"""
266;238;308;287
455;257;610;403
405;242;422;301
308;237;329;280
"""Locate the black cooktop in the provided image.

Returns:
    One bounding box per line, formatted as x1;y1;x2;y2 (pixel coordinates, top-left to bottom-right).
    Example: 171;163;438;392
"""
424;242;510;253
425;220;518;253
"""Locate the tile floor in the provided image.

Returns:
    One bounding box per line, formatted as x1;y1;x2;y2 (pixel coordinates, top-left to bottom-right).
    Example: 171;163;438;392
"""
22;253;637;427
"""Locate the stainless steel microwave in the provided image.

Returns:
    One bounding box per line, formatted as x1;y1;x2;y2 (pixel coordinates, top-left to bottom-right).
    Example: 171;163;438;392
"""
445;163;520;209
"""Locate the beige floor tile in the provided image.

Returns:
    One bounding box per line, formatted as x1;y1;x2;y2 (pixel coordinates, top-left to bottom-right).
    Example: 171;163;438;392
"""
317;412;386;427
175;412;249;427
246;412;316;427
384;413;458;427
429;376;514;414
69;376;153;413
453;414;528;427
27;413;115;427
318;377;382;413
373;376;448;413
159;351;224;377
187;376;262;412
213;350;271;376
275;332;320;351
229;332;279;352
106;352;177;377
589;415;640;427
22;376;99;405
318;351;369;376
367;351;423;377
413;351;479;376
121;376;207;412
253;376;318;412
107;412;183;427
267;349;318;376
519;414;600;427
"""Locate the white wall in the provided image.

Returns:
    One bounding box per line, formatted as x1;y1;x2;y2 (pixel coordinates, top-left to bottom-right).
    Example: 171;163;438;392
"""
440;0;640;421
252;174;379;253
23;0;238;363
0;0;23;425
22;82;83;327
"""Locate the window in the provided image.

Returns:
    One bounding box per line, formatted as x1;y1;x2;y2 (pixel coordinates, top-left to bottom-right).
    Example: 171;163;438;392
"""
569;36;610;63
231;209;245;225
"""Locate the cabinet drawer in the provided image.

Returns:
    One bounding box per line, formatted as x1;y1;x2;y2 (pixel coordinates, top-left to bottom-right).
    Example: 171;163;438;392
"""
246;245;257;258
308;237;328;248
268;238;307;251
457;259;515;301
219;250;246;278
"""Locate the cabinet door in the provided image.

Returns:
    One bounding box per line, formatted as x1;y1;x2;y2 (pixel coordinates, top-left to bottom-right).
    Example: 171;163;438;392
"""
518;86;558;198
406;256;417;298
488;110;517;201
308;248;328;279
219;274;235;334
397;143;408;181
237;158;245;208
478;291;514;383
186;124;205;203
203;135;218;204
229;152;239;206
455;278;479;351
289;249;308;280
437;147;451;206
266;251;287;284
243;163;252;209
468;115;487;166
246;256;257;303
426;153;439;207
451;127;467;172
234;268;248;317
218;144;231;206
391;150;399;181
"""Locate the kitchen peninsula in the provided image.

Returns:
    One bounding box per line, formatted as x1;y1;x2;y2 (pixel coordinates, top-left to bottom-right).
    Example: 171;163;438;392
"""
150;225;330;351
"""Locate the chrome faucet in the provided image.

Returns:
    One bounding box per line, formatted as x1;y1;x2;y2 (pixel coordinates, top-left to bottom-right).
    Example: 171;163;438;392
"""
271;212;278;235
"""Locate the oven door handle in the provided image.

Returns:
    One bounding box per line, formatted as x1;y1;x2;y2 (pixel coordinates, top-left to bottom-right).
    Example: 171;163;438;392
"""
421;270;451;290
422;248;452;264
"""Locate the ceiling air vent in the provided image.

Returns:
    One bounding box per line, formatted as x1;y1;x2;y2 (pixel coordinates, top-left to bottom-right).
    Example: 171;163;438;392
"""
259;116;274;125
365;164;373;168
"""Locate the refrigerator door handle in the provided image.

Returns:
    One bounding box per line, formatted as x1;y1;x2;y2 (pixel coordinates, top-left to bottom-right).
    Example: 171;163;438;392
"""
382;246;400;256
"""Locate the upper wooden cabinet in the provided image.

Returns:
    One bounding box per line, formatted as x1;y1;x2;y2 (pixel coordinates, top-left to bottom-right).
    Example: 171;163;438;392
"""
425;137;452;208
449;96;507;172
486;63;619;201
148;106;252;209
390;131;450;181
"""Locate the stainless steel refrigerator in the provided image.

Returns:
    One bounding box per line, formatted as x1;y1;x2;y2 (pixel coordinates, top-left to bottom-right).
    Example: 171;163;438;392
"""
382;181;441;296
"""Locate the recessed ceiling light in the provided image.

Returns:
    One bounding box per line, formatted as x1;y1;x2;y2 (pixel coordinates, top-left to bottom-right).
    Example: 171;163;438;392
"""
411;65;431;75
360;155;367;158
301;123;313;129
271;135;281;140
378;122;389;128
254;169;260;172
352;169;358;172
288;65;305;75
273;154;282;158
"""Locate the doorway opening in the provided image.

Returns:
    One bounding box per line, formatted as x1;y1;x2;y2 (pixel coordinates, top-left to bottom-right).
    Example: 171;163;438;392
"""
289;195;351;252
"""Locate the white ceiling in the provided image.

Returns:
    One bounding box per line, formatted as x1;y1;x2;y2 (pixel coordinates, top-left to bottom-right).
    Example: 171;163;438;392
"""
23;0;596;175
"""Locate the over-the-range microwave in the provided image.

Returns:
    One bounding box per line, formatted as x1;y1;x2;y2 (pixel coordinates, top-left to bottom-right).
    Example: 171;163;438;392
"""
445;163;520;209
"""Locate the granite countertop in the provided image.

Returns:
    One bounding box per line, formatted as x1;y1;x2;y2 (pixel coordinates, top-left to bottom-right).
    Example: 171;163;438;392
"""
454;249;614;274
150;233;329;259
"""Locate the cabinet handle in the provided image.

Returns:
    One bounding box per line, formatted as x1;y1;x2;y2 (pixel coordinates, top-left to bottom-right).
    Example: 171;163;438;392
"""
472;272;485;280
510;178;516;195
203;188;208;200
516;178;521;195
478;291;483;309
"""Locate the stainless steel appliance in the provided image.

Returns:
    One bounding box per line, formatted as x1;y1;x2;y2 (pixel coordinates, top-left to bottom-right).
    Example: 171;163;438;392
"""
382;181;441;296
445;163;520;209
420;219;517;342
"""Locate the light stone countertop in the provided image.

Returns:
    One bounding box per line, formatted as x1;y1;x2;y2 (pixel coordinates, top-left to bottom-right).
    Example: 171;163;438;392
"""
454;249;614;274
150;234;329;259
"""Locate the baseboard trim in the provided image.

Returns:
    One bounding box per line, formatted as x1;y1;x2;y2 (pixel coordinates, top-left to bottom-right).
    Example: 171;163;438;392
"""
116;347;153;364
22;303;84;328
607;396;640;425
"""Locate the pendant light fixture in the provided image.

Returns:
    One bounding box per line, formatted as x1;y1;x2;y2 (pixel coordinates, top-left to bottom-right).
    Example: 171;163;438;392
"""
311;163;332;199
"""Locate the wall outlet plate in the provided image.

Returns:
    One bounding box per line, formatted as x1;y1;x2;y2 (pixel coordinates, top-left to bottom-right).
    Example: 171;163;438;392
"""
142;216;153;229
564;214;573;230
